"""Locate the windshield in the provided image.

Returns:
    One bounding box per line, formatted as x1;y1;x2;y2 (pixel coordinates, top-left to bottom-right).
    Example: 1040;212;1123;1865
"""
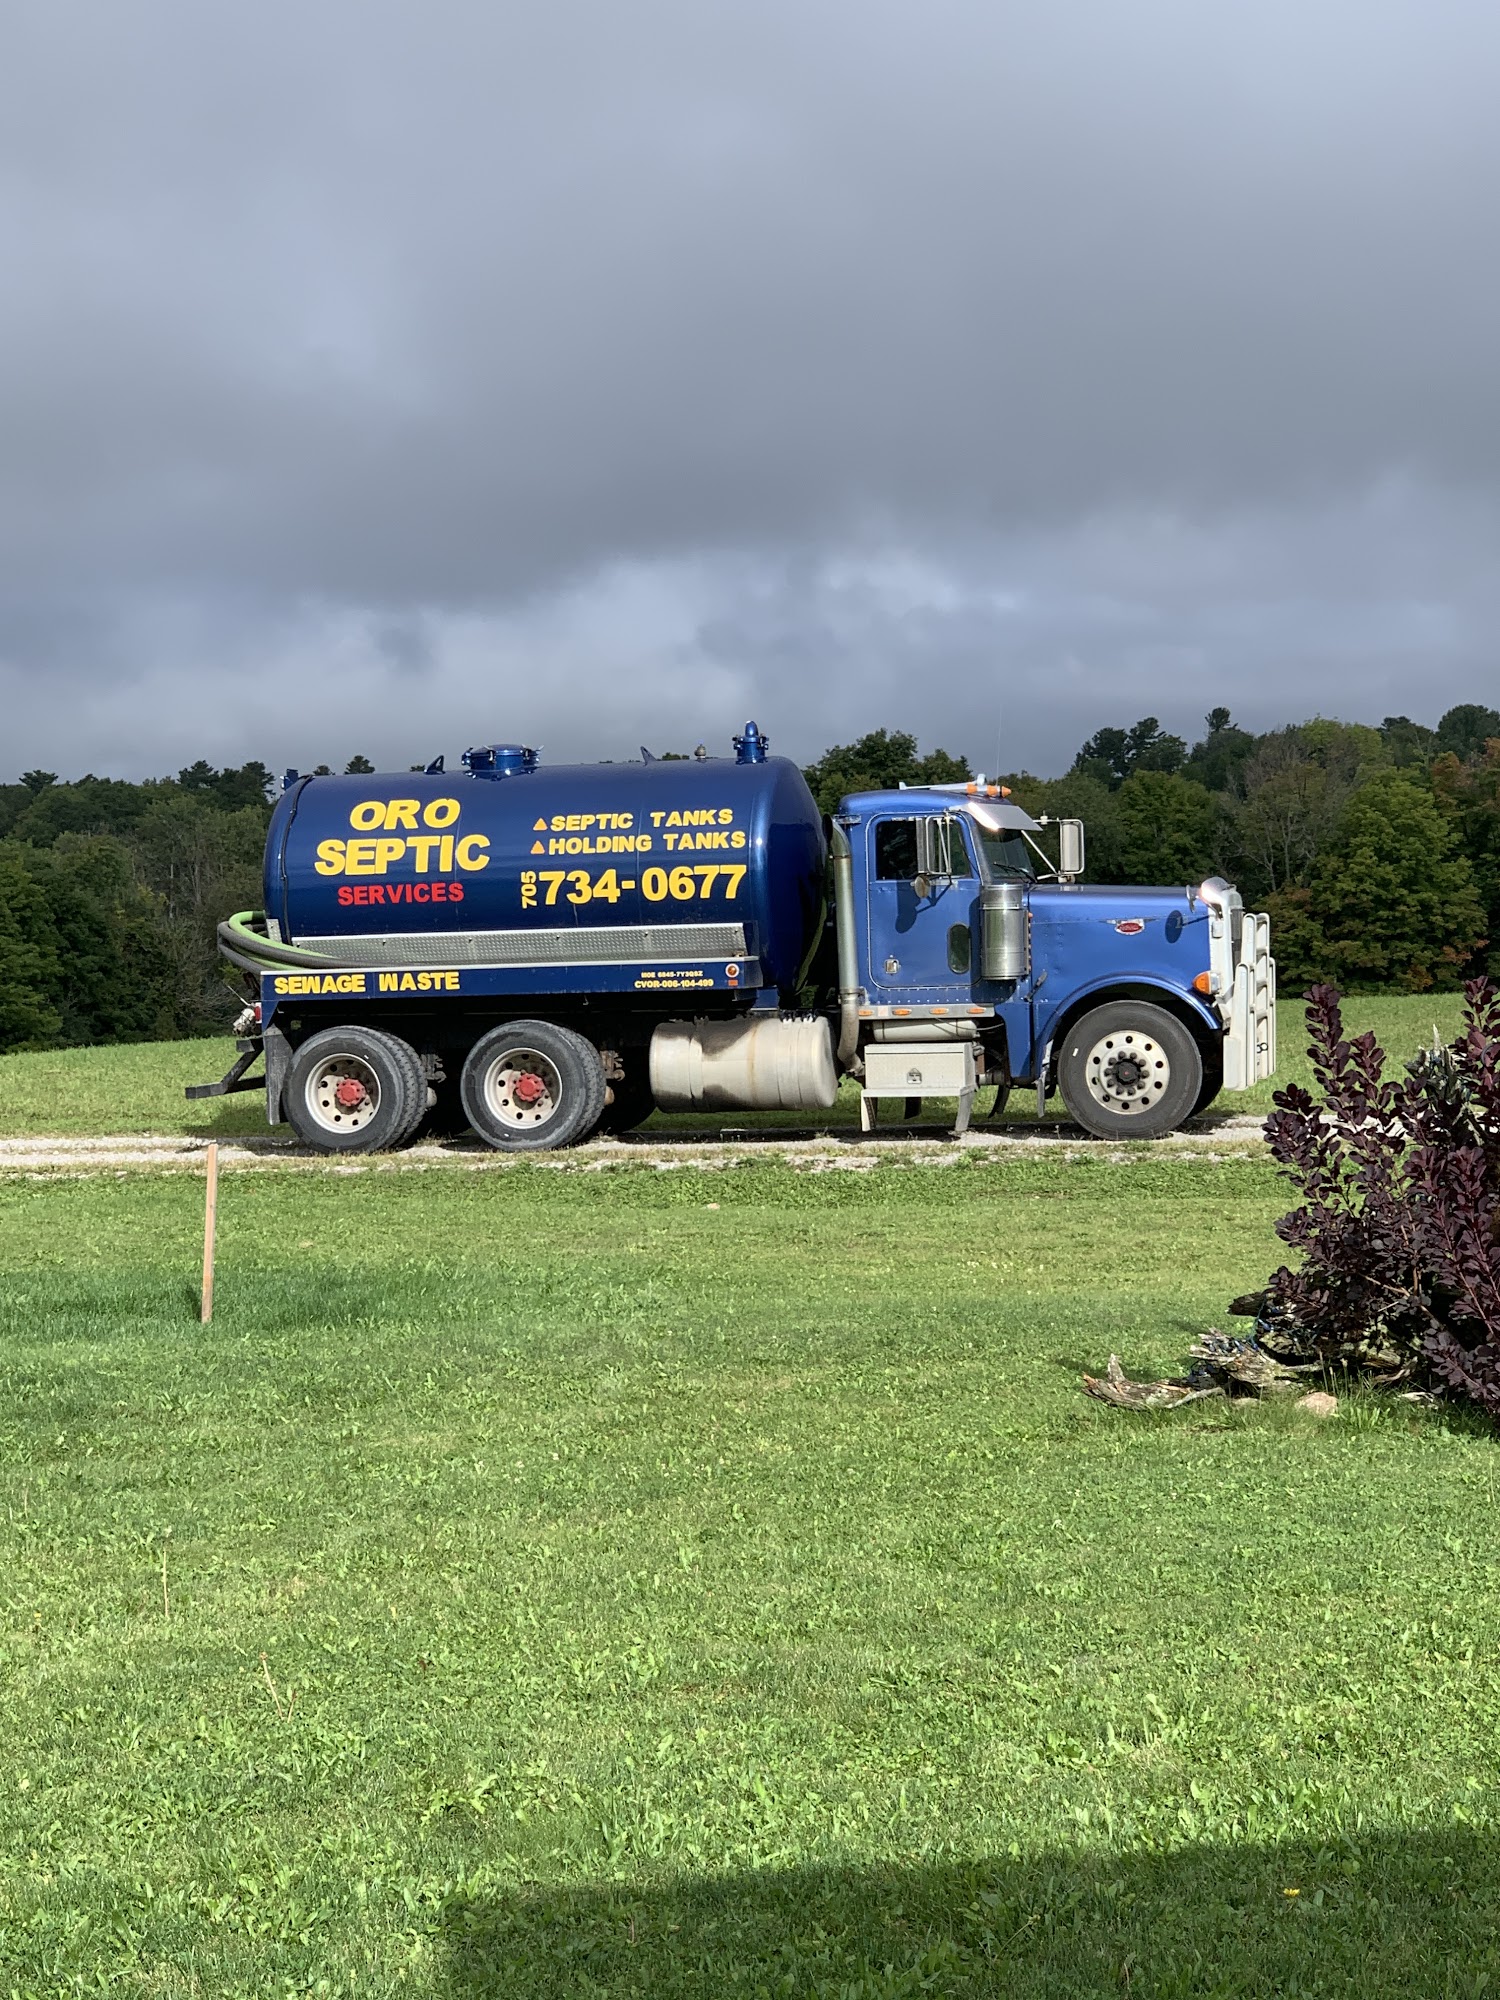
978;828;1036;880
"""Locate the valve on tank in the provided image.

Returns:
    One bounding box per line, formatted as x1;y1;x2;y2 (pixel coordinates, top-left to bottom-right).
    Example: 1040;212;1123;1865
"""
734;720;767;765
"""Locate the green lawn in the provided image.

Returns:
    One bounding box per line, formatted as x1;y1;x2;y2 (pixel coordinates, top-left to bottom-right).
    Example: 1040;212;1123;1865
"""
2;1156;1499;1995
0;992;1468;1139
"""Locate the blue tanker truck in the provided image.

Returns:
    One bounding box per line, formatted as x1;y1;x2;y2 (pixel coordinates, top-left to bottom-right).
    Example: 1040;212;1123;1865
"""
191;721;1275;1150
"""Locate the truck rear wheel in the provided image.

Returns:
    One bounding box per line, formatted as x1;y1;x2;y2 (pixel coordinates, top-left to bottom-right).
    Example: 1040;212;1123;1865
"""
460;1021;608;1152
1057;1001;1202;1140
285;1026;427;1153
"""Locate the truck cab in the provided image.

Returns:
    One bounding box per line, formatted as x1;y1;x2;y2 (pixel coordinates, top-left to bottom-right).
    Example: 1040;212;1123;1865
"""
837;786;1275;1137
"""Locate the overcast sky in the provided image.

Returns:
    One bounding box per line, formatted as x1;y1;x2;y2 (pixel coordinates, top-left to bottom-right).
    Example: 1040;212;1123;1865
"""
3;0;1497;782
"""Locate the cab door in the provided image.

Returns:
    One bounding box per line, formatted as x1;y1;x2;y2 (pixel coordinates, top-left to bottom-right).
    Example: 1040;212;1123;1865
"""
864;813;978;1004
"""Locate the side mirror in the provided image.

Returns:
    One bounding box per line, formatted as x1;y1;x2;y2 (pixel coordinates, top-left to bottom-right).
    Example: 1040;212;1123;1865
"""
1058;819;1085;881
914;816;959;885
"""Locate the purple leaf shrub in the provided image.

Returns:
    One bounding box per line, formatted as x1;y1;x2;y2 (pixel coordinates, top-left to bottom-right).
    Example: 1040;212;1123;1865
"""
1262;980;1500;1409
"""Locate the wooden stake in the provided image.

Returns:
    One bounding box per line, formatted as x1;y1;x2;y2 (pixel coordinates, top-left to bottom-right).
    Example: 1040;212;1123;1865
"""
201;1142;219;1324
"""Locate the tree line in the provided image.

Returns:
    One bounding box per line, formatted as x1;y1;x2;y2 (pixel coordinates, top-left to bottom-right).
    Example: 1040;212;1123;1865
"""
0;757;368;1052
2;707;1498;1053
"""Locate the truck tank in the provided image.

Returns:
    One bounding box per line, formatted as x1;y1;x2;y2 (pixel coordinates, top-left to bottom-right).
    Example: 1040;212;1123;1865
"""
264;747;827;1001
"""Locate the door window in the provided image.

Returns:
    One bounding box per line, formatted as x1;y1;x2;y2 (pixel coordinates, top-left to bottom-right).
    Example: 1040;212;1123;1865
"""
874;820;919;880
873;817;974;881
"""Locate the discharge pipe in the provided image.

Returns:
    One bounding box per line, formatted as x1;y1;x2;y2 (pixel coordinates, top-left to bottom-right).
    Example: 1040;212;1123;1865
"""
829;822;864;1077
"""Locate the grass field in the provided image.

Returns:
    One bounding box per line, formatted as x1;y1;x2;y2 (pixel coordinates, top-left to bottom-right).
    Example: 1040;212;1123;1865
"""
3;1153;1500;1995
0;992;1468;1139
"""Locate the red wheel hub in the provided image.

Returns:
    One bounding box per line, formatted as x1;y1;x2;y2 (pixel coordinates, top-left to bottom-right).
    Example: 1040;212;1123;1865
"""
512;1070;547;1107
334;1076;369;1109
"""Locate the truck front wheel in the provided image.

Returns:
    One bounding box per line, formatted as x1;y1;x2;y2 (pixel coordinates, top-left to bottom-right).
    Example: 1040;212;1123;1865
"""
1057;1001;1202;1139
460;1021;608;1152
285;1026;428;1153
1193;1046;1225;1117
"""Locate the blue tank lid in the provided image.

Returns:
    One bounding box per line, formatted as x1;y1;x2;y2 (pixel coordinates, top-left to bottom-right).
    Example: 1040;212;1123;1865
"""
463;743;540;780
734;720;767;764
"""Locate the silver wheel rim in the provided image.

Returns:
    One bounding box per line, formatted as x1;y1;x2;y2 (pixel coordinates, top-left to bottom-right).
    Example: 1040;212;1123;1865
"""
480;1048;564;1130
1083;1028;1170;1116
304;1054;381;1133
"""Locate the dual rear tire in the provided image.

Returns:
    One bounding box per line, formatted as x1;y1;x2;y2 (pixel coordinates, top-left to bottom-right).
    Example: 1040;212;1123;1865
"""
459;1021;608;1152
284;1026;432;1153
283;1019;611;1154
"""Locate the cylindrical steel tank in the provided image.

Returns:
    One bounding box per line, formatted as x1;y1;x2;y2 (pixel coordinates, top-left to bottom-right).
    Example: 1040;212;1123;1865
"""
650;1015;837;1111
264;753;827;999
979;882;1028;982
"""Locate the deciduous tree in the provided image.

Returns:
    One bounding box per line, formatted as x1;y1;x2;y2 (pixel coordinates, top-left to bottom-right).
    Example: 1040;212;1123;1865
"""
0;846;61;1050
1115;771;1220;884
1305;773;1485;990
802;731;969;816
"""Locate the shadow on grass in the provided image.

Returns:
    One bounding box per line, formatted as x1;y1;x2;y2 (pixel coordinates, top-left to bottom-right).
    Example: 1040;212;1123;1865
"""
438;1831;1500;1998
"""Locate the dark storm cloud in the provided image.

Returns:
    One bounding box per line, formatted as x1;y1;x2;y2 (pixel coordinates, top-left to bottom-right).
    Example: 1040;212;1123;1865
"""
2;0;1498;776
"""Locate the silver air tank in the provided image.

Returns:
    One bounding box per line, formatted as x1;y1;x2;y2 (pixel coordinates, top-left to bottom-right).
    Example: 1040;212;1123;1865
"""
650;1016;837;1111
979;882;1028;982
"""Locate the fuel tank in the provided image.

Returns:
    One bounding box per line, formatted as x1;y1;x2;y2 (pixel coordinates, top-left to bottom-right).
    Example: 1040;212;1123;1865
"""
264;750;827;999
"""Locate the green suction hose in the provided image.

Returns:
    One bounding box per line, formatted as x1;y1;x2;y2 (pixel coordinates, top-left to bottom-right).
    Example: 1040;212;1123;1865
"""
217;911;346;976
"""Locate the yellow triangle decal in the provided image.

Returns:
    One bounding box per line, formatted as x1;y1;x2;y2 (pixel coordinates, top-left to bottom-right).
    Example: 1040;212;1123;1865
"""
533;817;548;832
531;840;545;854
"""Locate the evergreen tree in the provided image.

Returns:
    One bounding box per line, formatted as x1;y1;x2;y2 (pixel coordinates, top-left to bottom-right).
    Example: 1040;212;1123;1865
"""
1071;726;1132;790
1435;703;1500;765
177;760;275;810
1071;716;1186;789
345;754;376;775
1184;708;1257;792
210;761;274;811
1125;716;1188;776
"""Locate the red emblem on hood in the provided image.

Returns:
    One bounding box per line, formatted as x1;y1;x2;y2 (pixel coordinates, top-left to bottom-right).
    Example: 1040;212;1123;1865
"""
1112;918;1147;935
